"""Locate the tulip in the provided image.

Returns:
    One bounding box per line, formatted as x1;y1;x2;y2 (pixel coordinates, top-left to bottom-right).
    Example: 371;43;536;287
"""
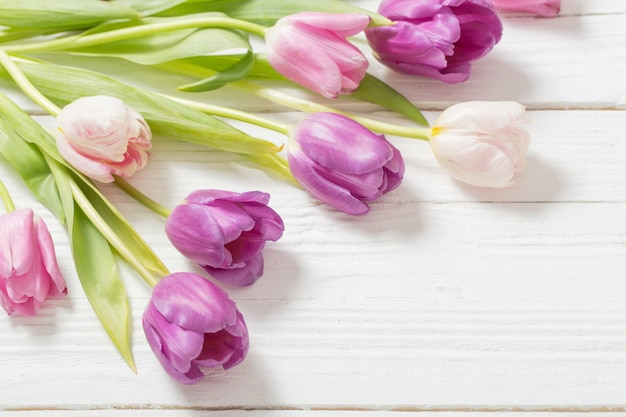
429;101;530;188
365;0;503;83
490;0;560;17
142;272;249;384
56;95;152;183
288;112;405;216
265;12;370;99
165;190;284;287
0;208;67;316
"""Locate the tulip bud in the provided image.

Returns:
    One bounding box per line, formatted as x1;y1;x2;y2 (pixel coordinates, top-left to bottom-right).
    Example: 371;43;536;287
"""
266;12;370;99
429;101;530;188
56;95;152;183
142;272;249;384
165;190;284;287
365;0;502;83
288;112;405;215
0;208;67;316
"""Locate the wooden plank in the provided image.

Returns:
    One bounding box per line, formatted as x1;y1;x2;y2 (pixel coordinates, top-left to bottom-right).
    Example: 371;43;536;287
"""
1;200;626;408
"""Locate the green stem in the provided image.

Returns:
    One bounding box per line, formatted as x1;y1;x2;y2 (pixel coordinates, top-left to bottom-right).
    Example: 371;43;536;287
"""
113;176;172;218
3;17;268;54
230;80;432;141
0;179;16;213
158;93;291;135
69;179;163;288
0;50;61;116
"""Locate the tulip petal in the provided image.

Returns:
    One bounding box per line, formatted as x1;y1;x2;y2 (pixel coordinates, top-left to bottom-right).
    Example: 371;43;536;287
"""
283;12;370;37
203;253;264;287
33;215;67;297
289;152;370;216
151;273;238;334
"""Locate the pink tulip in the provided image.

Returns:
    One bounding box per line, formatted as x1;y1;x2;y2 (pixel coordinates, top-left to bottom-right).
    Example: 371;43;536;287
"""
365;0;502;83
56;95;152;183
265;12;370;99
429;101;530;188
491;0;560;16
143;272;249;384
0;208;67;316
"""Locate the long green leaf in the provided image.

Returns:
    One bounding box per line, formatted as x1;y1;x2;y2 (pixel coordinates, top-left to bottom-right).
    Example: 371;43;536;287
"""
111;0;188;16
0;93;65;220
71;203;136;372
0;0;140;28
66;14;251;66
159;0;390;26
5;59;281;155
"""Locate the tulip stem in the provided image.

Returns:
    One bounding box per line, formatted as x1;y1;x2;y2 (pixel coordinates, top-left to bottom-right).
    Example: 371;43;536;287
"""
113;176;172;218
229;80;432;140
2;17;268;54
0;49;61;116
0;179;16;213
157;93;291;135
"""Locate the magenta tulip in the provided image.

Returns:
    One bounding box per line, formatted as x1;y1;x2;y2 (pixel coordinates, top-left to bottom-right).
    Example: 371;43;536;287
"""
165;190;284;287
266;12;370;99
56;95;152;183
365;0;503;83
143;272;249;384
287;112;405;216
0;208;67;316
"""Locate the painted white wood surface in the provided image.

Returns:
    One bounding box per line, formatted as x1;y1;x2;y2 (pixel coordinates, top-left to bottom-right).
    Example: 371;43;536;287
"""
1;0;626;415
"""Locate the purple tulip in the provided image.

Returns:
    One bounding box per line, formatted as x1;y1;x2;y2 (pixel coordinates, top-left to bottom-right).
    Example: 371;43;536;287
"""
288;112;405;216
142;272;249;384
265;12;371;99
365;0;503;83
0;208;67;316
165;190;284;287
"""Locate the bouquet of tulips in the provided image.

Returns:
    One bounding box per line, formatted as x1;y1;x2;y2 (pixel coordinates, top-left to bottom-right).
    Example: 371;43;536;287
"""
0;0;558;383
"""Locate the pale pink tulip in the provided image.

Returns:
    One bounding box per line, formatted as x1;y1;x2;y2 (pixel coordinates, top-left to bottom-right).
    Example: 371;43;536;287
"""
56;95;152;183
429;101;530;188
266;12;370;99
491;0;560;16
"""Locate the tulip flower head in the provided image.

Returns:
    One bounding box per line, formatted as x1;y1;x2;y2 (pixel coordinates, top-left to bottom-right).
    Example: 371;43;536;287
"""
142;272;249;384
365;0;503;83
165;190;284;287
56;95;152;183
265;12;371;99
490;0;560;17
0;208;67;316
288;112;405;216
429;101;530;188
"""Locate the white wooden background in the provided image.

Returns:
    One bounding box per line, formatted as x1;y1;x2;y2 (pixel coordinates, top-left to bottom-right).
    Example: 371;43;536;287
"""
1;0;626;415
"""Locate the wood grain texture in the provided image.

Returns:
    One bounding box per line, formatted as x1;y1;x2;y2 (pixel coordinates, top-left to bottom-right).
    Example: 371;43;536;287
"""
1;0;626;414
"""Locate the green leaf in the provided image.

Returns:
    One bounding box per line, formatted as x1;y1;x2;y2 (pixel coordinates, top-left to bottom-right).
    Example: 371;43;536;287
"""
178;49;254;92
0;0;140;28
111;0;188;16
0;93;65;221
352;74;429;127
66;14;251;66
159;0;391;26
71;203;136;372
6;59;281;155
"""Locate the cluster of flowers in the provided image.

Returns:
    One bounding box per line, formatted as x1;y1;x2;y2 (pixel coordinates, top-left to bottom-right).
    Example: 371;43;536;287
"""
0;0;558;383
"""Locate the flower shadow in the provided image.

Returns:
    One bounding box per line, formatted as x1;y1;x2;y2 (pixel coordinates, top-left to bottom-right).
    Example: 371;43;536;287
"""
456;154;562;205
